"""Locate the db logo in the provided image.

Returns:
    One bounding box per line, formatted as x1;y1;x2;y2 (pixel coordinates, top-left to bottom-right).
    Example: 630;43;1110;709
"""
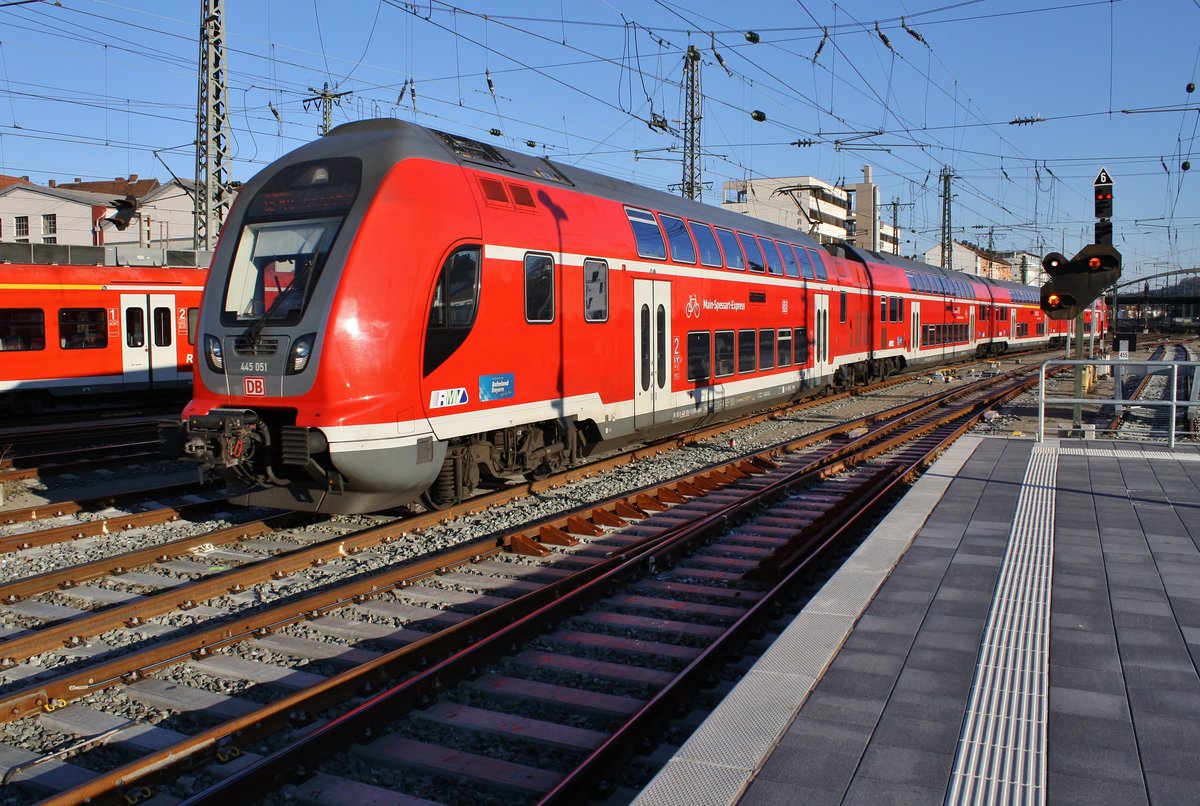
243;376;265;396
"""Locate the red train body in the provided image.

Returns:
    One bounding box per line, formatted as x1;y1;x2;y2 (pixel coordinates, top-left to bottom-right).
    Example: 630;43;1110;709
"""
0;264;207;412
170;119;1105;513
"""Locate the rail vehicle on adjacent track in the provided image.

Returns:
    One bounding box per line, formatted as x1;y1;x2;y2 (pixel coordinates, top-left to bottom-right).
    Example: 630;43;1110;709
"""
167;118;1105;514
0;263;207;413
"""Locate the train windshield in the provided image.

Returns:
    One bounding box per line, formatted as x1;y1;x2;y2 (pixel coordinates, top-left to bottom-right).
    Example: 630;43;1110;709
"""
222;218;339;326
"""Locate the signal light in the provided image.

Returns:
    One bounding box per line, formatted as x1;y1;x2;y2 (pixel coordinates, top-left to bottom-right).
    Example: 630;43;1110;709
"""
1039;243;1121;320
1094;186;1113;219
1047;293;1061;308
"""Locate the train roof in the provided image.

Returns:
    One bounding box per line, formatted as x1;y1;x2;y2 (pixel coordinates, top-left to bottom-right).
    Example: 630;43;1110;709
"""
311;118;826;250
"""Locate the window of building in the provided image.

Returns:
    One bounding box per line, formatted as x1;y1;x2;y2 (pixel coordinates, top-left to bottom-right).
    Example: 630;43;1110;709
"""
626;208;666;260
59;308;108;350
715;227;746;270
758;329;775;370
659;214;697;264
0;308;45;351
687;331;711;382
738;329;756;373
524;252;555;322
14;215;28;242
583;259;608;322
42;214;56;236
688;222;724;267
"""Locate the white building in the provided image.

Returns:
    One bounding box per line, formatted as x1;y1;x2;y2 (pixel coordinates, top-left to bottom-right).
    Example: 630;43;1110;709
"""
0;174;229;252
923;241;1015;281
721;167;900;253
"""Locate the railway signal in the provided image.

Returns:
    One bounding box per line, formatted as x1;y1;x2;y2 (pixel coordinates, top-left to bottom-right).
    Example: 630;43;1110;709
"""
1094;168;1113;244
1039;243;1122;320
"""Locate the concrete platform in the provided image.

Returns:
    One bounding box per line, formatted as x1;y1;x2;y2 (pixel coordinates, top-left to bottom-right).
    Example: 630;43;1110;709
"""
636;436;1200;805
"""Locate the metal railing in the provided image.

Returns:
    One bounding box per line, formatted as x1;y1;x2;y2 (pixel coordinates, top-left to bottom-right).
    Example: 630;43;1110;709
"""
1037;358;1200;447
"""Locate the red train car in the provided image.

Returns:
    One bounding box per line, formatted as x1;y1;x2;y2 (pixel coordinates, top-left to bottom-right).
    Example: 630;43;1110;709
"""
0;264;207;412
170;119;1084;514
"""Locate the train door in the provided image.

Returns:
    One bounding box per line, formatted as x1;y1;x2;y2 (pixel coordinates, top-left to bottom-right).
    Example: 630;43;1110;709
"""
969;307;976;349
911;303;920;357
120;293;177;389
813;293;831;379
633;279;672;428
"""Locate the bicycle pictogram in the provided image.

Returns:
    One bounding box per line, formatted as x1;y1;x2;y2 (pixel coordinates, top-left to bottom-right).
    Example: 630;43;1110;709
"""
685;294;701;318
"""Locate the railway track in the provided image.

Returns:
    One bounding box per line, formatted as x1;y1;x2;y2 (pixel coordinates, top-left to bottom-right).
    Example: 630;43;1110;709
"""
0;360;1047;805
1105;343;1194;439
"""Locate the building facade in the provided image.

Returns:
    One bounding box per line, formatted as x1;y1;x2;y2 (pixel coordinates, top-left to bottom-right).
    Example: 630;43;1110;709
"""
721;166;900;253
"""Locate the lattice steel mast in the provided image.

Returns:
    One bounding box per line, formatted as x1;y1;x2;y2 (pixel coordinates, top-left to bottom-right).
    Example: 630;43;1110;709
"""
195;0;230;251
681;45;702;201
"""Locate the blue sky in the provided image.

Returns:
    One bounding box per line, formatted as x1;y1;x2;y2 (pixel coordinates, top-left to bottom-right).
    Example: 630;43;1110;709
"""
0;0;1196;281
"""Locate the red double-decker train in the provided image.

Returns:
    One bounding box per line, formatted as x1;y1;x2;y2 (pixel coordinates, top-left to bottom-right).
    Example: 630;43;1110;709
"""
168;119;1103;513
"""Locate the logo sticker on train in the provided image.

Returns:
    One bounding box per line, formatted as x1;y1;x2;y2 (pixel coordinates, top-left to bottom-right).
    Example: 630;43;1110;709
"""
430;387;469;408
243;376;266;396
479;373;514;402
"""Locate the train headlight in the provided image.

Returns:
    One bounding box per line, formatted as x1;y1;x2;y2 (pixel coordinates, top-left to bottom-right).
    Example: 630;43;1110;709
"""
288;333;315;374
204;334;224;372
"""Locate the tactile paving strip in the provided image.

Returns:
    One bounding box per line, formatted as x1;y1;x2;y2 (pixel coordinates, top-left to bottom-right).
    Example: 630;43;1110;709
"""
945;444;1057;806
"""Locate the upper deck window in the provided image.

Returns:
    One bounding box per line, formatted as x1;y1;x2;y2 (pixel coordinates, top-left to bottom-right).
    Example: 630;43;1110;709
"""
777;242;801;278
738;233;766;273
688;222;724;267
659;214;697;264
715;228;745;270
790;244;815;280
807;248;829;281
626;208;666;260
761;239;785;276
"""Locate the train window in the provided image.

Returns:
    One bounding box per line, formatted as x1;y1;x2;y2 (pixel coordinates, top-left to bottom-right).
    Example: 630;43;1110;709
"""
686;331;711;383
888;297;900;323
626;208;667;260
187;308;199;345
758;329;775;370
714;228;746;270
659;215;697;264
656;304;667;390
737;329;756;373
760;239;785;276
0;308;44;351
897;297;905;323
424;246;481;375
807;248;828;281
688;222;723;267
794;327;809;363
640;305;652;391
880;296;887;323
524;252;555;323
714;331;735;377
777;242;801;278
738;233;766;273
839;291;847;324
125;307;145;348
583;259;608;322
790;245;815;280
58;308;107;350
153;307;173;348
778;329;792;366
222;217;340;326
